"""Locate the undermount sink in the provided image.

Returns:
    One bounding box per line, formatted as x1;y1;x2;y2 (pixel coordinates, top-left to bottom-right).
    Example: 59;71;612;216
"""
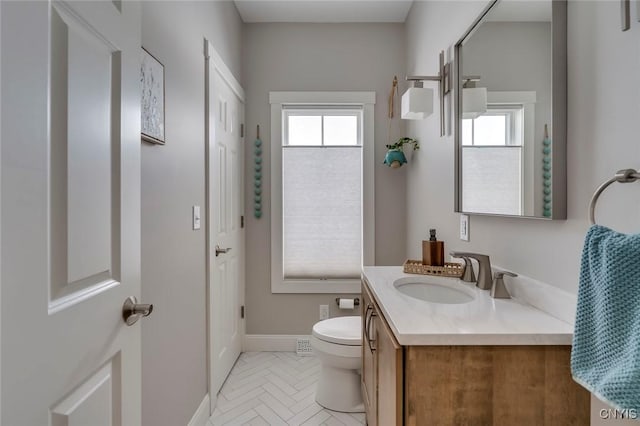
394;277;476;305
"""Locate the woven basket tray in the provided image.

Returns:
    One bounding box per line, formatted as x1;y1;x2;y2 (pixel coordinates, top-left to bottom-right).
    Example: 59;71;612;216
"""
403;259;465;278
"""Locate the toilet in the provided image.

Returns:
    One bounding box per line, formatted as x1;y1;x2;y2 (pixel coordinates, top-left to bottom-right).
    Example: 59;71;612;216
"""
310;316;364;413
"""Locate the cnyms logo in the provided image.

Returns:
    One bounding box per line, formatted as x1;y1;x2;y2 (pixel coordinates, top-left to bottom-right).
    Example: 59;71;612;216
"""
599;408;639;420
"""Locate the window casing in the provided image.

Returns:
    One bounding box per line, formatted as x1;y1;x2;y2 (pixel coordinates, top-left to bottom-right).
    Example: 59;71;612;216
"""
269;92;375;294
460;91;539;216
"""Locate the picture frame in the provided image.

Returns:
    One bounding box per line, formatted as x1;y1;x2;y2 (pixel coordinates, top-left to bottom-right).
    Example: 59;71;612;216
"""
140;47;165;144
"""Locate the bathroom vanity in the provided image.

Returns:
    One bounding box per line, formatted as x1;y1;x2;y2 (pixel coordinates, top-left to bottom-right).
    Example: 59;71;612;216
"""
361;267;589;426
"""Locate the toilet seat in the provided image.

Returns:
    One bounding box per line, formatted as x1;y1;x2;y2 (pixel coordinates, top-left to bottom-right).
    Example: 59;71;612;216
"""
312;316;361;346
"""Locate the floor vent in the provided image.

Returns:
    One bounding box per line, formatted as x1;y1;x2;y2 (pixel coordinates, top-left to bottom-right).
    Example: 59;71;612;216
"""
296;338;314;356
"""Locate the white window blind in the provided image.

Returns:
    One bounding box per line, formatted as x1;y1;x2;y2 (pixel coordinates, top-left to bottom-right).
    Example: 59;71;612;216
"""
281;108;362;279
462;147;522;215
461;105;524;215
283;148;362;278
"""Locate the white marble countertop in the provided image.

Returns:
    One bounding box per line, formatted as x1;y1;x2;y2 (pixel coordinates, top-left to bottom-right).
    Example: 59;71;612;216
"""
362;266;574;346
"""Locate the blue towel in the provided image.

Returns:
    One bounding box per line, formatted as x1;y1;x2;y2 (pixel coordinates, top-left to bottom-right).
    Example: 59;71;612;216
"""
571;225;640;411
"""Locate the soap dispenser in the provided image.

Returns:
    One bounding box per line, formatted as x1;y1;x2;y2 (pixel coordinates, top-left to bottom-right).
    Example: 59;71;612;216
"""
422;229;444;266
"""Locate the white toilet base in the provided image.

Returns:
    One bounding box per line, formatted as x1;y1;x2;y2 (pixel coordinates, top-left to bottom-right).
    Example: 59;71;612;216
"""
315;364;364;413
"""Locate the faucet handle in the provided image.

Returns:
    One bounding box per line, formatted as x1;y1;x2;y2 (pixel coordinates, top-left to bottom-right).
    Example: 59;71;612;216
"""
450;251;492;290
449;253;476;283
494;270;517;279
491;270;518;299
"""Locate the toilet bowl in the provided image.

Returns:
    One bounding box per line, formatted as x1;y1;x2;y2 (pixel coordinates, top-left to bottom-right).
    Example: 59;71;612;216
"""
310;316;364;413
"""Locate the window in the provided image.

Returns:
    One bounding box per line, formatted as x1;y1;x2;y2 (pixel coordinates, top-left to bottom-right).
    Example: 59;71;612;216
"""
270;92;375;293
462;105;525;215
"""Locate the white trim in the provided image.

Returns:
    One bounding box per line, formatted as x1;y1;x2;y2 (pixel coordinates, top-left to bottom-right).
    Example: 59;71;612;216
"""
204;39;244;102
269;91;375;105
243;334;312;352
187;394;210;426
486;91;536;217
204;38;246;414
269;91;375;294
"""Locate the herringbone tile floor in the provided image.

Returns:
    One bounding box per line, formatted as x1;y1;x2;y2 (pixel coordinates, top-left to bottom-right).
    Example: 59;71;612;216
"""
207;352;366;426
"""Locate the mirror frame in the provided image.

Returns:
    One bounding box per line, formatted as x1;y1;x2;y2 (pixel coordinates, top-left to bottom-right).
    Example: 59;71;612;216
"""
454;0;567;220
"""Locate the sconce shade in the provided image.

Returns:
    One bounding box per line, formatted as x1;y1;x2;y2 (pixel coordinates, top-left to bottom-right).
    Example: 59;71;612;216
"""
462;87;487;119
401;87;434;120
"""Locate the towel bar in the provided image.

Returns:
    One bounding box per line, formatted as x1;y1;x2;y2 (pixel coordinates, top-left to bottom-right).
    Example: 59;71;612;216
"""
589;168;640;224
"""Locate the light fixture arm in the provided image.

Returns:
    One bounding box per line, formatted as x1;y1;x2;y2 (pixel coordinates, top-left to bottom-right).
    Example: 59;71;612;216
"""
405;50;451;136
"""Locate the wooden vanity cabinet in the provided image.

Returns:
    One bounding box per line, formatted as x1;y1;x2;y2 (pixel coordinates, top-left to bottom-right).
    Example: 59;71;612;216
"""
361;280;590;426
362;282;403;426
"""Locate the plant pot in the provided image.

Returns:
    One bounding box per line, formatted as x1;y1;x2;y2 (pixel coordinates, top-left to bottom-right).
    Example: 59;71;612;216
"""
384;149;407;168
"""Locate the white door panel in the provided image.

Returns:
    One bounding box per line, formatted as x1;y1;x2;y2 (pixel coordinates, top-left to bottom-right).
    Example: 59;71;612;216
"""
1;1;141;425
206;40;245;398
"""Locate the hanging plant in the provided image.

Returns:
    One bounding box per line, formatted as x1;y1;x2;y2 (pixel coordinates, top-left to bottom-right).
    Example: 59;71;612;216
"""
384;137;420;168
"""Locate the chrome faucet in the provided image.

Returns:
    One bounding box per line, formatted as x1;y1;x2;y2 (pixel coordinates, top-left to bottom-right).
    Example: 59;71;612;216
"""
450;252;493;290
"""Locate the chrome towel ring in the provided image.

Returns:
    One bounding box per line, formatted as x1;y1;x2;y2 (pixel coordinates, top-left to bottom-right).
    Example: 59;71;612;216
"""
589;169;640;225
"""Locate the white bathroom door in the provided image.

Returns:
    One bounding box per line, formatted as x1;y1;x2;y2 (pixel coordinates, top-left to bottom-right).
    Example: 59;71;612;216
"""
206;41;246;398
1;1;143;425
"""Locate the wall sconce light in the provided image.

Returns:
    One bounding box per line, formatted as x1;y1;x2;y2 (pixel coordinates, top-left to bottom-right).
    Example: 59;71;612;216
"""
462;77;487;119
401;84;433;120
403;50;451;136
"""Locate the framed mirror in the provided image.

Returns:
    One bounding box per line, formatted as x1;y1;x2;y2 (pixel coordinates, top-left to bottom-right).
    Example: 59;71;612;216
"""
454;0;566;219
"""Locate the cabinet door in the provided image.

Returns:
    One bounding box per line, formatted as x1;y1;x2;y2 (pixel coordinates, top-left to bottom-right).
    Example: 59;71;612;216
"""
376;307;403;426
362;283;377;426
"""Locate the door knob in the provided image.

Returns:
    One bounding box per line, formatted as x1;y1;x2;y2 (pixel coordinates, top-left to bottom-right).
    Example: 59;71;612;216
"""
215;245;232;257
122;296;153;326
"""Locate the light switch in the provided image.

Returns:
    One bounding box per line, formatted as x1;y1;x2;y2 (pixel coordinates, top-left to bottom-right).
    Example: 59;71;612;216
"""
460;214;470;241
193;206;201;230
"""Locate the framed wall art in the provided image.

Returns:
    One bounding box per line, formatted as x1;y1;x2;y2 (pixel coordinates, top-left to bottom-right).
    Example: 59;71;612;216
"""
141;47;165;144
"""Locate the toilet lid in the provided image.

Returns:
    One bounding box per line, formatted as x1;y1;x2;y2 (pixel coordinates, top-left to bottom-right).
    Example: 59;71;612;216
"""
312;316;362;346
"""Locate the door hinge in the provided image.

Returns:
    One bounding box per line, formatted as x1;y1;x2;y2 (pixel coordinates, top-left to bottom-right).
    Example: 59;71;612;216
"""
241;215;244;228
240;123;244;138
241;305;245;319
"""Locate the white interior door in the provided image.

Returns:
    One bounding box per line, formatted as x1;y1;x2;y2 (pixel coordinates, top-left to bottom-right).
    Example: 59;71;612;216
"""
1;1;143;424
205;41;246;399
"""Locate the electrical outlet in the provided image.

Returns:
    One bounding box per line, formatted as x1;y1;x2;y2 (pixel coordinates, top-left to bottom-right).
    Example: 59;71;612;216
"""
319;304;329;320
296;338;313;356
460;214;470;241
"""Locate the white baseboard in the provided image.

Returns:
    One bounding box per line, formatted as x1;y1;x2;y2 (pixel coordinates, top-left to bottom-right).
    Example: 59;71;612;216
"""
187;393;210;426
242;334;311;352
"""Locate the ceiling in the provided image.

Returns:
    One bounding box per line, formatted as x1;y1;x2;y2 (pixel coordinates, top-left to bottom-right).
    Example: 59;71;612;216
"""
233;0;414;23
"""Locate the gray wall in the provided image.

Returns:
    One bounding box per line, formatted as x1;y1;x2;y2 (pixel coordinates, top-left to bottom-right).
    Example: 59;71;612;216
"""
463;22;552;216
243;23;406;335
405;1;640;421
405;0;640;294
140;2;242;425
